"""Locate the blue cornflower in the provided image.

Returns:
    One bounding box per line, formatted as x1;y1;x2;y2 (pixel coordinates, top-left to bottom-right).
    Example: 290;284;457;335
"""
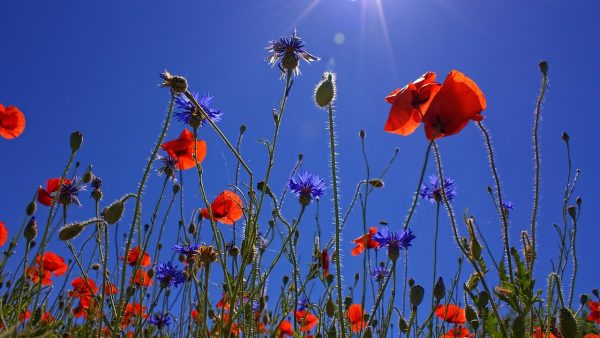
419;175;457;203
288;171;326;206
373;227;416;260
257;232;268;252
59;177;86;206
371;266;390;283
297;296;311;311
157;154;178;178
148;312;171;330
155;261;185;288
174;92;222;128
172;242;201;259
265;29;320;75
502;201;514;213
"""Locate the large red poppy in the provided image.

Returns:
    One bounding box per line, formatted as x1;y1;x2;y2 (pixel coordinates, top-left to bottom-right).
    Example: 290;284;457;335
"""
200;190;244;225
384;70;485;140
278;320;294;337
295;310;318;332
69;277;99;309
384;72;441;136
131;269;153;287
27;252;68;285
0;104;26;139
350;227;380;256
161;129;207;170
435;304;466;324
37;178;72;206
0;221;8;247
423;70;486;139
346;304;366;333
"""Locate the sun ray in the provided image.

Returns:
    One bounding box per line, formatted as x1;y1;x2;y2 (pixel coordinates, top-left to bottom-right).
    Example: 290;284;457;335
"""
374;0;398;75
293;0;323;26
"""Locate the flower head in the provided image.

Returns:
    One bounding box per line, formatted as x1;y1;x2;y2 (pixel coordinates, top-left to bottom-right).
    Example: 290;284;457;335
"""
155;261;185;288
297;296;311;312
419;175;457;203
371;266;390;282
37;178;72;206
588;301;600;324
172;242;202;259
27;252;68;285
435;304;466;324
0;104;26;139
351;226;380;256
372;227;416;260
157;154;178;178
161;129;207;170
288;171;326;206
442;327;474;338
384;70;485;140
0;221;8;247
265;30;319;75
175;92;222;128
346;304;366;333
200;190;244;225
131;270;153;287
123;246;151;267
148;312;171;330
295;310;318;332
58;177;86;206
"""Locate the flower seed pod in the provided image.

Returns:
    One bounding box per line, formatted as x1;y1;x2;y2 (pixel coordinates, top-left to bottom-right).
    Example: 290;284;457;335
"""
91;263;101;270
282;53;299;73
70;131;83;153
188;222;196;235
368;179;384;188
82;167;94;184
59;222;85;241
539;60;549;76
410;285;425;307
26;201;37;216
326;297;335;317
101;198;125;224
314;72;336;107
580;294;589;305
561;131;570;142
172;183;181;194
433;277;446;301
557;307;578;338
24;217;38;242
567;205;577;220
159;70;187;94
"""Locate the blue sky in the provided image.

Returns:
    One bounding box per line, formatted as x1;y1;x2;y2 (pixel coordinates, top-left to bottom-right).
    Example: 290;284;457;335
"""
1;0;599;316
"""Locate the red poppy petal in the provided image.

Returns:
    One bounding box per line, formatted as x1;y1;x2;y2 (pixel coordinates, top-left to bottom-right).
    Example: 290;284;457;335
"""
0;221;8;247
0;105;26;139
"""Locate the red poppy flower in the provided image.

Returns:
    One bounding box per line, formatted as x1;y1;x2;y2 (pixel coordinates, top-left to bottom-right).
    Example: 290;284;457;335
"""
532;326;557;338
351;227;380;256
442;327;474;338
200;190;244;225
0;221;8;247
122;303;146;327
584;334;600;338
123;246;151;267
191;309;202;322
346;304;366;333
37;178;73;206
0;104;26;139
161;129;207;170
27;252;68;285
384;72;441;136
216;293;230;310
131;269;153;287
295;310;318;332
423;70;486;140
19;310;31;322
69;277;99;308
41;312;54;324
321;249;329;276
278;320;294;337
588;301;600;324
435;304;466;324
104;282;119;295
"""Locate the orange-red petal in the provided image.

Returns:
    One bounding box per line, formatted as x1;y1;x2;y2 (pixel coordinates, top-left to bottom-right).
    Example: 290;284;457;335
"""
161;129;207;170
435;304;466;324
346;304;366;332
201;190;244;225
423;70;486;140
0;104;26;139
0;221;8;247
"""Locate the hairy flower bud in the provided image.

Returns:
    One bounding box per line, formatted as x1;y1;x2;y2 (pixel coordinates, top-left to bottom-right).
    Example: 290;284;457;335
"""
159;70;188;94
410;285;425;307
70;131;83;153
557;308;577;338
314;72;336;107
24;217;38;242
26;201;37;216
539;60;549;76
101;198;126;224
433;277;446;301
59;222;85;241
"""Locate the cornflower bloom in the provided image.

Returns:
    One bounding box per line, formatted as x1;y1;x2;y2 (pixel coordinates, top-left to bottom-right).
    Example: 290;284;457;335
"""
156;154;178;178
288;171;326;206
297;296;310;311
174;92;222;128
155;262;185;288
419;175;457;203
373;227;416;261
502;201;514;214
371;266;390;283
58;177;86;206
148;312;171;330
172;242;201;259
265;29;319;75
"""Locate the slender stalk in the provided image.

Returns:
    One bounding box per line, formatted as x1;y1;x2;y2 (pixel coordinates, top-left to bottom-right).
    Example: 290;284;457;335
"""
402;141;433;231
429;202;440;334
530;64;548;274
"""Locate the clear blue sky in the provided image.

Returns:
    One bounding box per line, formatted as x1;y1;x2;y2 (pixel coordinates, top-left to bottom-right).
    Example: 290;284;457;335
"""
1;0;599;313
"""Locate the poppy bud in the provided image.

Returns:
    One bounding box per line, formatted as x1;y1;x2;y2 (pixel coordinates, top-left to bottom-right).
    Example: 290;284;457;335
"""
580;294;589;305
59;222;85;241
359;130;366;138
561;131;570;142
91;263;101;270
326;297;335;317
433;277;445;301
229;246;239;257
24;217;37;242
314;72;336;108
282;53;299;73
557;307;577;338
354;273;360;282
567;205;577;220
344;296;353;308
101;198;126;225
408;278;415;287
282;275;289;285
466;272;479;291
592;289;599;298
298;153;303;161
539;60;549;76
188;222;196;235
257;181;271;194
368;179;384;188
26;201;37;216
70;131;83;153
82;167;94;184
172;183;181;194
478;291;490;308
410;285;424;307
